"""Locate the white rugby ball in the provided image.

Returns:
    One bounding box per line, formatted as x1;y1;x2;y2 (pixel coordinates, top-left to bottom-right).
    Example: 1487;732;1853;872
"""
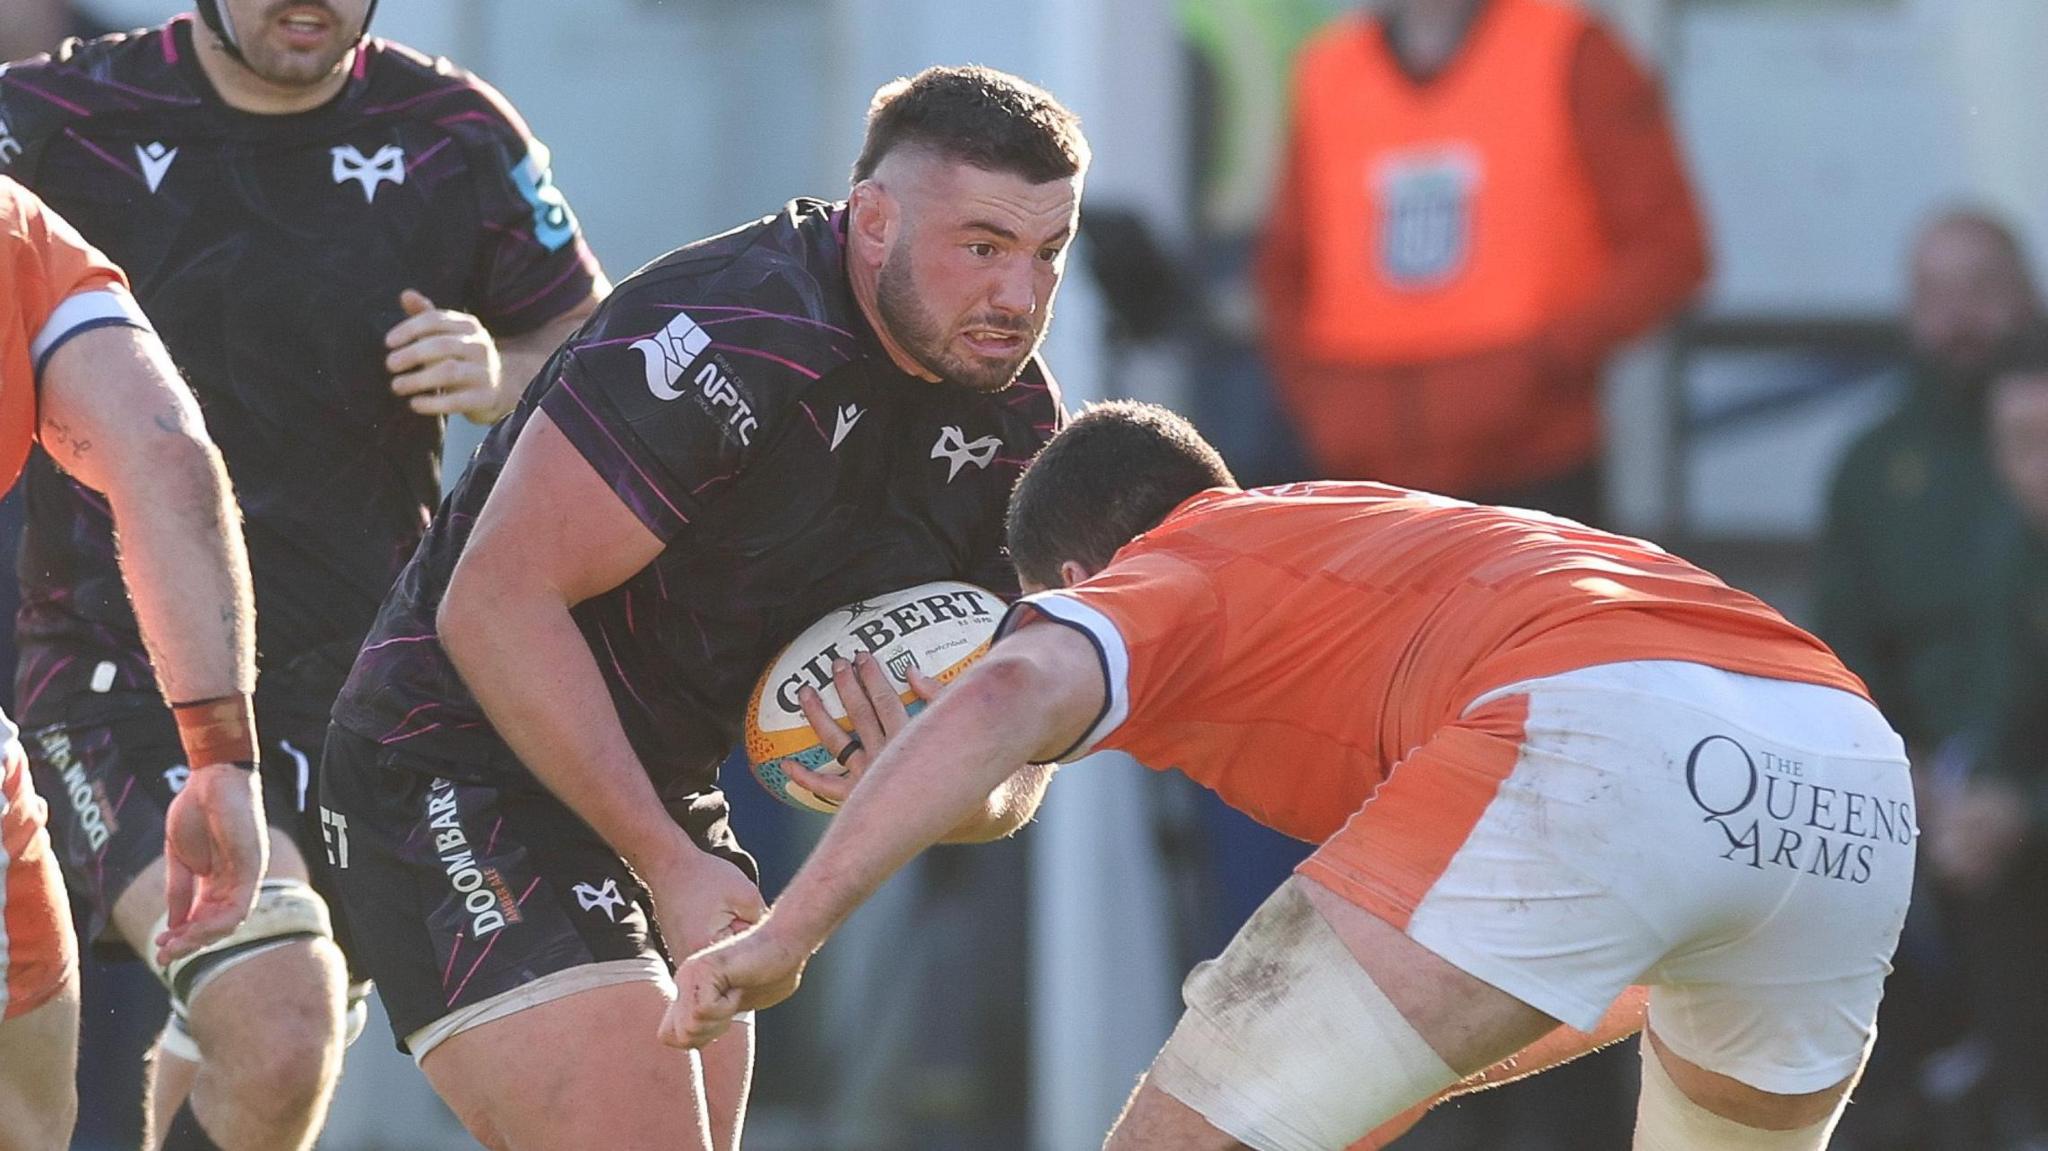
745;581;1003;813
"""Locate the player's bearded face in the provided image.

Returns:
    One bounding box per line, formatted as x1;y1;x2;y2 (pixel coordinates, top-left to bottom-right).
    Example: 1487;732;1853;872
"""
227;0;369;86
875;167;1079;395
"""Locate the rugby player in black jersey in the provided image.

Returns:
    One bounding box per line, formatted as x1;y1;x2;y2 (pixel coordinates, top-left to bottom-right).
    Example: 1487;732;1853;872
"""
0;3;607;1147
316;66;1084;1150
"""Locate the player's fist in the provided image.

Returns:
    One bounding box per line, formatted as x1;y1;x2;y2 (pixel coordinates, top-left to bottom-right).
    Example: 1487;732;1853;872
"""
385;289;509;422
662;920;809;1050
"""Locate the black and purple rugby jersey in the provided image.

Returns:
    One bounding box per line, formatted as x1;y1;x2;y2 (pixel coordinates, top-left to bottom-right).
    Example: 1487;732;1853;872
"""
0;17;600;726
331;199;1063;795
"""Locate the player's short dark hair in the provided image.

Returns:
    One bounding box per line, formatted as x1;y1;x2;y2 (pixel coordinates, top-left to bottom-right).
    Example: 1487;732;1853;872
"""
852;65;1089;186
1007;402;1236;589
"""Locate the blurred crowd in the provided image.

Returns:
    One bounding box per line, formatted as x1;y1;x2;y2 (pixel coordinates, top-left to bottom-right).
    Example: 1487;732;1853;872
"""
15;0;2048;1148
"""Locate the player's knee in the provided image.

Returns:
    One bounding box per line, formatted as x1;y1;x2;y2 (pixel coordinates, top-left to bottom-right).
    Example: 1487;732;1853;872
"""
1636;1033;1851;1150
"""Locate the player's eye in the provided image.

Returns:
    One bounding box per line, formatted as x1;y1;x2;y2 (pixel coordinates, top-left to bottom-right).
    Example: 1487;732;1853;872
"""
1037;246;1064;263
967;242;998;258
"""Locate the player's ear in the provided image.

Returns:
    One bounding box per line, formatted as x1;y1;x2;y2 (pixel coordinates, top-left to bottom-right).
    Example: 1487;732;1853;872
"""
848;181;895;261
1058;560;1094;589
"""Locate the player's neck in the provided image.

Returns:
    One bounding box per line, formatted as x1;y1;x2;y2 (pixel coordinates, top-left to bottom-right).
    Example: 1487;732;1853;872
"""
847;260;942;383
193;33;355;115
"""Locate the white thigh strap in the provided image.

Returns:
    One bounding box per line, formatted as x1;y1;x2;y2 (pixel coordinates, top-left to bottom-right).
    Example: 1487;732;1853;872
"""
1152;881;1457;1151
1634;1038;1845;1151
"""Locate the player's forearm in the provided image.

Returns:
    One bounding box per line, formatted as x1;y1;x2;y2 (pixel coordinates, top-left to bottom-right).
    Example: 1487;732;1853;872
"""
939;761;1057;844
41;328;254;702
772;656;1060;947
439;566;691;875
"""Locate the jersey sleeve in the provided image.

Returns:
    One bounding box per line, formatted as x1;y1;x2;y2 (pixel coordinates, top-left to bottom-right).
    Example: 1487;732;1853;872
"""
452;75;601;336
995;549;1223;762
533;311;760;544
3;177;148;379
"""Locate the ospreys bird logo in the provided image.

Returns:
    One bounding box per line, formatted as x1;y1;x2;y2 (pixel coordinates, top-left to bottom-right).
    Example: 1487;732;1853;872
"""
331;144;406;203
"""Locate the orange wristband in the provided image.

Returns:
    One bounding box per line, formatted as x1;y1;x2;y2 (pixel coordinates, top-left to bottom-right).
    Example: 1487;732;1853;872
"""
171;694;258;769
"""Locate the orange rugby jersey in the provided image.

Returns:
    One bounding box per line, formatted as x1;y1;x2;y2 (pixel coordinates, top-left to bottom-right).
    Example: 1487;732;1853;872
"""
0;175;147;491
1004;483;1867;843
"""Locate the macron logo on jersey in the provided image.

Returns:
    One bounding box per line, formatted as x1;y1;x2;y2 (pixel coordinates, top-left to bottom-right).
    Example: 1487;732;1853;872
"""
136;142;177;193
331;143;406;203
831;404;864;451
632;312;760;446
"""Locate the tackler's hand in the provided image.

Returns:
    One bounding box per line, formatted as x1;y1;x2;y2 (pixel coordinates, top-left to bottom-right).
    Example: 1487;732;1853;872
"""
789;651;944;806
662;919;809;1050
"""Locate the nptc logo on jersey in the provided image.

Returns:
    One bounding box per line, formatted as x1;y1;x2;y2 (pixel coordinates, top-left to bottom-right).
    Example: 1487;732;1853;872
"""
1373;146;1482;289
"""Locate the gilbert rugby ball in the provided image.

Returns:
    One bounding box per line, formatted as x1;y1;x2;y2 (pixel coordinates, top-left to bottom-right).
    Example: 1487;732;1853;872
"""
744;581;1003;813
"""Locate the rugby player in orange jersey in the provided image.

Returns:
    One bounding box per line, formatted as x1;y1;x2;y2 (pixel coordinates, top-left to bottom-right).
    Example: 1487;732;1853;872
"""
670;401;1914;1151
0;175;262;1150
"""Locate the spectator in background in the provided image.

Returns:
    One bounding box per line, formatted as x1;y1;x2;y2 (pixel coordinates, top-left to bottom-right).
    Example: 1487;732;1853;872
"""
1256;0;1707;525
1814;211;2041;1151
1915;336;2048;1148
1816;211;2038;755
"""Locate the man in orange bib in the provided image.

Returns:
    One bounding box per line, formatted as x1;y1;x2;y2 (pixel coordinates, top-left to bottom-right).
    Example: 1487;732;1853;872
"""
1259;0;1708;523
0;176;263;1150
671;402;1911;1151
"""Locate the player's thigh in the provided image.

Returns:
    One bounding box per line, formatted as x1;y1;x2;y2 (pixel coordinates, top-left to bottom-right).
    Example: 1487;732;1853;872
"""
1635;670;1913;1098
24;705;185;959
1143;873;1555;1151
313;725;749;1060
1297;687;1662;1038
1643;1028;1857;1133
0;743;80;1151
423;978;713;1151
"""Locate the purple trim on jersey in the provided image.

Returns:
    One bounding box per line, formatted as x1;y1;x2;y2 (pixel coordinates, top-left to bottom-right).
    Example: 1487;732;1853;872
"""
406;137;453;174
662;303;858;340
380;701;441;743
162;23;180;64
484;816;504;857
440;935;464;989
549;375;693;528
796;400;830;444
712;343;821;380
93;76;201;106
18;656;75;717
496;259;589;319
477;218;543;252
110;776;136;817
363;84;457;118
596;628;652;715
2;76;93;116
352;49;371;81
690;471;739;496
60;130;142;184
360;633;436;655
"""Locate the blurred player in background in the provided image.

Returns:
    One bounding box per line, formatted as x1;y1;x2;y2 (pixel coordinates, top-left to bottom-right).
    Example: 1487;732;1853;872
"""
315;66;1076;1151
0;176;262;1151
1259;0;1707;526
677;402;1914;1151
0;3;607;1146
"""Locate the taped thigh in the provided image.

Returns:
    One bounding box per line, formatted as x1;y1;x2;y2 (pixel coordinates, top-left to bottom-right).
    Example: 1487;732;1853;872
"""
1150;882;1457;1151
